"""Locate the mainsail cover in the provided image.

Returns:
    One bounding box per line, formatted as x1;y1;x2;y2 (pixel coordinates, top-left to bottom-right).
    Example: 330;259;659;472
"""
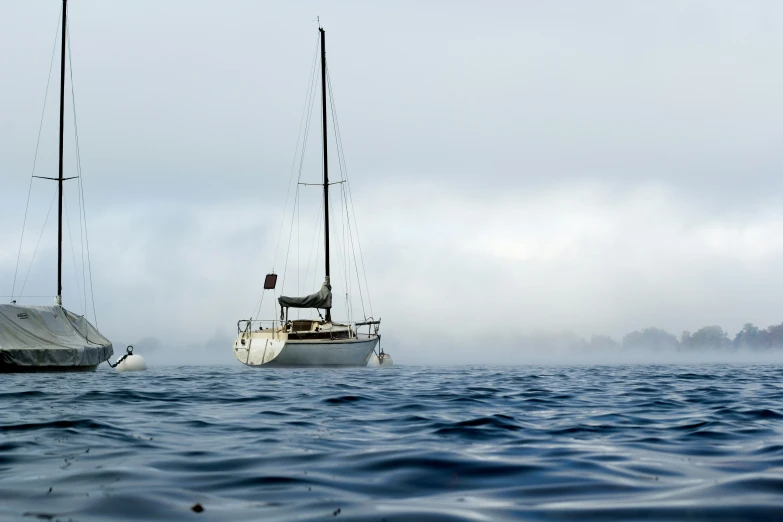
278;278;332;309
0;304;113;368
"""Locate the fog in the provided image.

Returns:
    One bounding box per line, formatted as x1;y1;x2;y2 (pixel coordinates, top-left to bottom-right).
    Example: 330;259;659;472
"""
2;2;783;365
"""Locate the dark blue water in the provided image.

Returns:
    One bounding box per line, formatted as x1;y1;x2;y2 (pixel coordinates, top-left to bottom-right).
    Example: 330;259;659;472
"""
2;365;783;521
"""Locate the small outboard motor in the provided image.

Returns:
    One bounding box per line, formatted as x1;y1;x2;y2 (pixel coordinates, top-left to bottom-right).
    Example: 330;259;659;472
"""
367;351;394;367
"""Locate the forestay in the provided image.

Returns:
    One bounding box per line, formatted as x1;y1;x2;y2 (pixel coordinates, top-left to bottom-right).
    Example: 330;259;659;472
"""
0;304;113;367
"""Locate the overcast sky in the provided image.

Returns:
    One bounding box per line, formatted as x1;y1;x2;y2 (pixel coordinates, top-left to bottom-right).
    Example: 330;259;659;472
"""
2;1;783;364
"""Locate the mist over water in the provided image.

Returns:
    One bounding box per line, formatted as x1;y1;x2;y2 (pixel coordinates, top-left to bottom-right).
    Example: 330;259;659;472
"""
2;364;783;521
120;325;783;367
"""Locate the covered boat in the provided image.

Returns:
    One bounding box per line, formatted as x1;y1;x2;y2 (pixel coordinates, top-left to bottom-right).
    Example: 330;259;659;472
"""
1;0;113;372
0;305;112;372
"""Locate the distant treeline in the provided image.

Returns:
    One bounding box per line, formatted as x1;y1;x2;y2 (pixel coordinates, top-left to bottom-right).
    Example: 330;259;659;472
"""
506;323;783;353
588;323;783;352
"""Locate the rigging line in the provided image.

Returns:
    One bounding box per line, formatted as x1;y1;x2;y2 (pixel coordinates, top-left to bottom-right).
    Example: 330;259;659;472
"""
282;79;316;294
328;182;345;278
340;183;353;323
279;38;320;300
77;149;87;313
325;67;348;183
252;288;266;321
18;187;59;299
331;187;352;321
328;191;347;308
270;36;319;318
297;173;300;297
335;178;347;320
348;210;372;317
67;23;98;326
326;65;374;318
298;181;345;186
325;173;353;322
348;197;372;317
325;67;366;319
345;189;353;323
271;34;320;272
330;113;371;323
66;23;86;315
301;197;323;304
0;295;57;299
11;7;63;302
336;183;351;323
252;296;263;320
304;200;324;319
345;180;371;316
279;186;300;294
309;40;325;317
306;212;323;320
346;181;373;313
323;72;352;321
333;168;366;321
68;29;87;318
295;59;319;189
63;200;85;314
343;183;366;320
283;107;319;299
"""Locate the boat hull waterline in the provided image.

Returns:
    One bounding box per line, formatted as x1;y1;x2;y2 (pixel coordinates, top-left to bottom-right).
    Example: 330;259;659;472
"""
234;336;379;367
0;363;99;373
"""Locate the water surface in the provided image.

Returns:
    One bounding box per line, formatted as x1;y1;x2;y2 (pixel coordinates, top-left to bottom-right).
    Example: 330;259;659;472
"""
2;364;783;520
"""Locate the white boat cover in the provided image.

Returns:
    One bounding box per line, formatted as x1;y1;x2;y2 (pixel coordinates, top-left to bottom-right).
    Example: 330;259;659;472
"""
278;278;332;309
0;304;113;368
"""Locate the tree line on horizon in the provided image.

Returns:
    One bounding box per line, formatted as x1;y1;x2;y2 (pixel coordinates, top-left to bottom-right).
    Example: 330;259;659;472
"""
587;322;783;352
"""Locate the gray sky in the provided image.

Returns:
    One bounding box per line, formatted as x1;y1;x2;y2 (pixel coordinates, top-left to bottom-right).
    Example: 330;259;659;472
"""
2;1;783;364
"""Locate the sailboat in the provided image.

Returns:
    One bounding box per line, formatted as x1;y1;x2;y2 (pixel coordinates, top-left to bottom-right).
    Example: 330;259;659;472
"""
233;26;391;368
0;0;113;372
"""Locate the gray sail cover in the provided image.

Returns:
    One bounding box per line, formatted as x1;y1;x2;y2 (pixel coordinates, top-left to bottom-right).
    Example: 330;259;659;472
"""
0;304;113;368
278;279;332;309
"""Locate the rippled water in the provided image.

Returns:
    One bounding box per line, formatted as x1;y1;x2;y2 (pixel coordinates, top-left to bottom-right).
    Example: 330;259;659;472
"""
2;365;783;521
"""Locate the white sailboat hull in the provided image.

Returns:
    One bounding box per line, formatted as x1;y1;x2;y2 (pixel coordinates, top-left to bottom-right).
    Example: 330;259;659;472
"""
234;335;378;367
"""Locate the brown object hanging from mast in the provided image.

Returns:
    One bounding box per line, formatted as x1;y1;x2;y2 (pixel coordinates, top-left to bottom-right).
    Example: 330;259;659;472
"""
264;273;278;290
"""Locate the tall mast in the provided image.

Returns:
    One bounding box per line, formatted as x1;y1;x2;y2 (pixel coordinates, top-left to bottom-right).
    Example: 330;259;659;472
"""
57;0;67;305
320;26;331;322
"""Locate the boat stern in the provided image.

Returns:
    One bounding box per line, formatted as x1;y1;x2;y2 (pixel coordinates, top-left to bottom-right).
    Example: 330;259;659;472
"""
233;332;286;366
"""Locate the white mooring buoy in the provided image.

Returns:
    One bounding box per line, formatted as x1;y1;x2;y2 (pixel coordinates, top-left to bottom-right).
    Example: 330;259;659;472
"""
114;345;147;372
